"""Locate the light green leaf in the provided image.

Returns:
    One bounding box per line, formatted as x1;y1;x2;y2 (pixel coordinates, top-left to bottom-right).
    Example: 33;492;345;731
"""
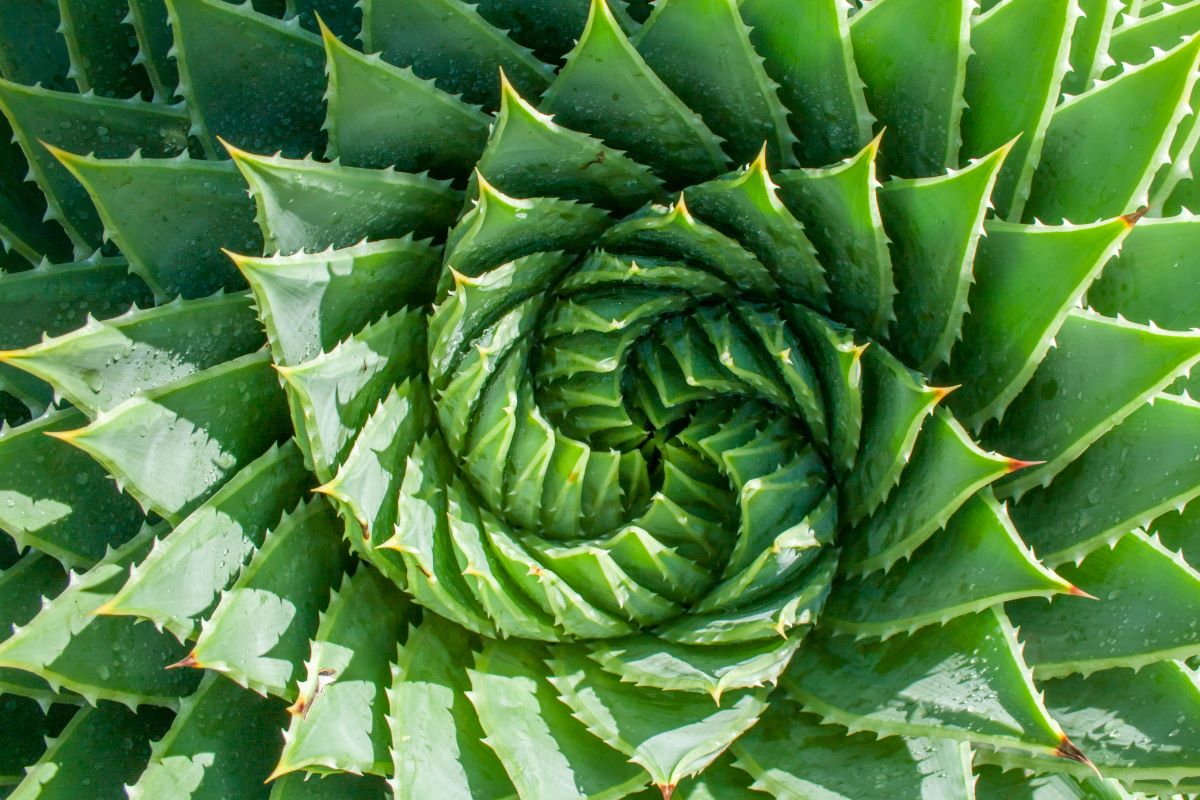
786;607;1070;757
849;0;971;178
1010;530;1200;677
468;638;647;799
733;696;974;800
824;490;1072;639
943;217;1131;429
549;646;769;793
99;441;312;642
190;499;348;699
991;309;1200;497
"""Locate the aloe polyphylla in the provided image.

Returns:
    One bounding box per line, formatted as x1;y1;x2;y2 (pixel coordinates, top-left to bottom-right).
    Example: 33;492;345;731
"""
1;0;1200;797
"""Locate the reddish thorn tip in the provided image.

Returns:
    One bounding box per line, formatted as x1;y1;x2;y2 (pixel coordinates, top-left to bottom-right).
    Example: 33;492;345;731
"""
166;653;200;670
1055;737;1100;776
1121;206;1149;227
1066;584;1099;600
659;784;676;800
1005;458;1044;473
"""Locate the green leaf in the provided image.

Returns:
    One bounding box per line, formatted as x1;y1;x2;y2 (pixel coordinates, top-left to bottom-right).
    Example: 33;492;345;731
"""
0;525;200;707
776;137;895;338
127;673;288;800
840;345;943;526
1087;216;1200;394
320;23;491;174
0;115;72;267
9;702;172;800
733;696;974;800
974;766;1132;800
549;646;769;794
50;150;260;299
269;772;389;800
0;80;189;251
541;0;728;185
190;499;348;699
229;146;462;255
166;0;327;157
1025;34;1200;223
849;0;970;178
56;0;151;99
56;350;291;524
0;255;153;411
99;440;312;642
361;0;553;107
881;144;1010;370
472;76;663;214
1032;661;1200;785
128;0;180;101
467;638;648;799
1012;393;1200;565
0;0;71;91
474;0;635;64
991;309;1200;497
388;616;516;800
824;490;1072;639
785;308;865;475
273;567;413;778
963;0;1079;219
0;407;145;567
631;0;796;168
0;550;68;703
1061;0;1122;96
0;696;74;786
786;607;1070;757
2;292;265;417
685;156;829;309
843;410;1015;576
739;0;872;166
277;308;426;482
447;177;609;278
1010;530;1200;677
234;237;439;367
943;217;1131;429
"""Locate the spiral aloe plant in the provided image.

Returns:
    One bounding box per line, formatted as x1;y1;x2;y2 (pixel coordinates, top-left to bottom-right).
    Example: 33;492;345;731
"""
1;0;1200;797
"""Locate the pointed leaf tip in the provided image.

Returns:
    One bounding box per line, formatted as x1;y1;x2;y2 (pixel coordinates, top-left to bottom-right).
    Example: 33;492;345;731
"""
1006;458;1045;472
659;784;676;800
1121;206;1149;227
165;653;200;670
1065;584;1099;600
1055;736;1099;776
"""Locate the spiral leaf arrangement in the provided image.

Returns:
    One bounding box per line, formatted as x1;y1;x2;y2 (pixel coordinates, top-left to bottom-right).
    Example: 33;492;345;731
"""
1;0;1200;797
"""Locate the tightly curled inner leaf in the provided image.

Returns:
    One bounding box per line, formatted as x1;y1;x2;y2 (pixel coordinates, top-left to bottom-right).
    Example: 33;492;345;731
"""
1;0;1200;798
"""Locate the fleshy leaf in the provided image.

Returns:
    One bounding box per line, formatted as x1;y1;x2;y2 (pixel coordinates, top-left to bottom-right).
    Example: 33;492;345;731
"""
733;696;974;800
786;607;1070;757
50;150;260;299
127;673;288;800
166;0;327;157
99;440;312;642
631;0;797;168
54;350;291;524
0;407;144;567
56;0;151;99
991;309;1200;497
549;646;769;794
1010;530;1200;677
943;218;1131;429
189;499;348;699
229;146;462;254
321;22;491;173
467;638;648;799
848;0;970;178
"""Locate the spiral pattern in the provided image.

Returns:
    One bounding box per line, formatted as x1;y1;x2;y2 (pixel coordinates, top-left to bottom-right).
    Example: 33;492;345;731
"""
2;0;1200;797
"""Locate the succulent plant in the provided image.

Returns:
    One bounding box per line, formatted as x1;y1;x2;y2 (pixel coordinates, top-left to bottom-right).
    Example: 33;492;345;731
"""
2;0;1200;797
